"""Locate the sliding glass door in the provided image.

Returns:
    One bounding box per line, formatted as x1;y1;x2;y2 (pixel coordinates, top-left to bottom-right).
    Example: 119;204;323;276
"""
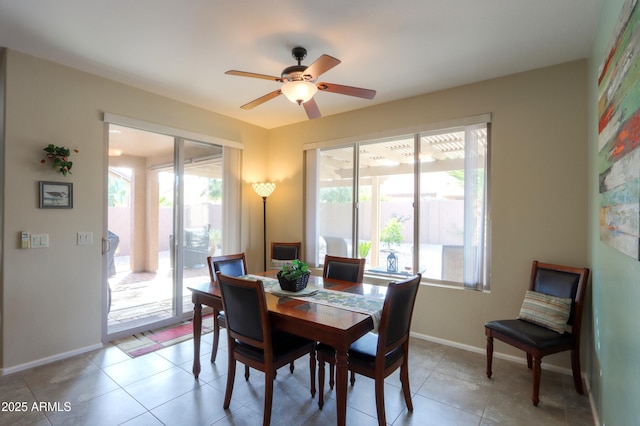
179;140;223;314
105;125;222;339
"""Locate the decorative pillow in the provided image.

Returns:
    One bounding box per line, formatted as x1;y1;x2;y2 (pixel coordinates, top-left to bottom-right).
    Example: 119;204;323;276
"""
270;259;290;269
518;290;572;334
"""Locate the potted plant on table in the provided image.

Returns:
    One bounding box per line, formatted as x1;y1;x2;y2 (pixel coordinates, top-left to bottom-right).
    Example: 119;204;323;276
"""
277;259;310;292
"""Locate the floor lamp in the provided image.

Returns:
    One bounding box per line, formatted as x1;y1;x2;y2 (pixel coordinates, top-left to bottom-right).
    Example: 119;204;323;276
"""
252;182;276;271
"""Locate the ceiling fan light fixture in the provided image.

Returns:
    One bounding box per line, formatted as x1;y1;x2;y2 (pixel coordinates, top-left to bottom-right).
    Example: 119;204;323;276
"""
226;47;374;120
281;80;317;105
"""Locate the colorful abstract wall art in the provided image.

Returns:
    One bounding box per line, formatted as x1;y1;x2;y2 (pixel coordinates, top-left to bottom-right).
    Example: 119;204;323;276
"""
598;0;640;260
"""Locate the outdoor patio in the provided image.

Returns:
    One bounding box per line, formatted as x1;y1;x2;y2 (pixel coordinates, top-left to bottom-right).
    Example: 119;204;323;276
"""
108;252;210;333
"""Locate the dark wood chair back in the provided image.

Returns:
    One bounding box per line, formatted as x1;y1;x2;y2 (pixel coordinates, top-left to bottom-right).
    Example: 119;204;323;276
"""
270;242;302;260
205;253;248;365
530;261;586;327
207;253;247;284
322;255;365;283
216;272;317;425
378;274;422;354
217;273;269;350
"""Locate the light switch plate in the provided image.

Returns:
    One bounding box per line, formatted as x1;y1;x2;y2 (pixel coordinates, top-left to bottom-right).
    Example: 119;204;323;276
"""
77;232;93;245
31;234;49;248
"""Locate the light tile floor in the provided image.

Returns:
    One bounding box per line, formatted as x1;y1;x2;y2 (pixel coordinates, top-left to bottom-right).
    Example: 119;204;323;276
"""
0;332;594;426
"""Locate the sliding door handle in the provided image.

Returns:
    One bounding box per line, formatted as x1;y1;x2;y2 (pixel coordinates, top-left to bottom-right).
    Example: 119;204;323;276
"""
102;237;111;255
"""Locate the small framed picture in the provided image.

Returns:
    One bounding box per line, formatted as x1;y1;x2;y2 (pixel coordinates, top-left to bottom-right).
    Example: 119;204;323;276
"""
39;181;73;209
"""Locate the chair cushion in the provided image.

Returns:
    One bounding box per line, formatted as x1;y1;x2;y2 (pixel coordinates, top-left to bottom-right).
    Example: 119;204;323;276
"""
348;332;403;369
518;290;572;333
485;319;575;349
234;330;314;363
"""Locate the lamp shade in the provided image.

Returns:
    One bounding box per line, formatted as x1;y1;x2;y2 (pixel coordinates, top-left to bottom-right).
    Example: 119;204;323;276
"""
281;81;318;105
252;182;276;198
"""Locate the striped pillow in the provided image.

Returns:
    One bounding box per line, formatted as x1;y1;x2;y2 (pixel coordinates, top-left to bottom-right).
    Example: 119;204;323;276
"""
270;259;291;269
518;290;572;334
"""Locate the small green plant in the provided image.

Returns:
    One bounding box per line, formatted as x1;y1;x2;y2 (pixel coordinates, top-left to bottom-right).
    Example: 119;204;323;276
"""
380;217;404;250
41;144;78;176
202;178;223;203
359;240;372;258
278;259;310;281
208;228;222;254
108;175;127;207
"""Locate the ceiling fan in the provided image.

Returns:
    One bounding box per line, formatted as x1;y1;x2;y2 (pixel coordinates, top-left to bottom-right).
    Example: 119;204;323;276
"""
225;47;376;119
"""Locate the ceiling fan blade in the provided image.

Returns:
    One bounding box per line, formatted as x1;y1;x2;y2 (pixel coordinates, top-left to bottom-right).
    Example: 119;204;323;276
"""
303;98;321;119
240;90;282;109
317;82;376;99
304;55;341;80
226;70;283;82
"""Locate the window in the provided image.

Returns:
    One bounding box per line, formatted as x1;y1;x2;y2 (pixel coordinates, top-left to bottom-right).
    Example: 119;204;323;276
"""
305;117;490;290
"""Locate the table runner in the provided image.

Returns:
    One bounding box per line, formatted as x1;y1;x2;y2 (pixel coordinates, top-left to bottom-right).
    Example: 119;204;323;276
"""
243;274;383;331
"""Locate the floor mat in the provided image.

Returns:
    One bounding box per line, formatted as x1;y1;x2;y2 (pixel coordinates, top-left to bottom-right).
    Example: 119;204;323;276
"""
112;314;214;358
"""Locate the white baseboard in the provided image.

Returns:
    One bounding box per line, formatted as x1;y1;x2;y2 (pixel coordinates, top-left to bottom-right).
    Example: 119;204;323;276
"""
410;331;573;376
0;343;104;376
584;373;600;426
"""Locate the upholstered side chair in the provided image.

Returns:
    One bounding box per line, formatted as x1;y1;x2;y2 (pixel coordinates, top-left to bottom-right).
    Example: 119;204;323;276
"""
484;260;589;406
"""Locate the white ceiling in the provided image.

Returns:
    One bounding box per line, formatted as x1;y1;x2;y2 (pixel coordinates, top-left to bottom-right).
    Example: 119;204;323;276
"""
0;0;602;129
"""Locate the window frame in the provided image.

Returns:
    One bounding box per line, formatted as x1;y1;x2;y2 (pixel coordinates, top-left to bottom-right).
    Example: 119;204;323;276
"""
304;114;491;290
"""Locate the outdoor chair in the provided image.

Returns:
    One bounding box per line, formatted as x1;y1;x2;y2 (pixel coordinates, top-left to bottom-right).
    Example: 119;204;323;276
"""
183;225;210;268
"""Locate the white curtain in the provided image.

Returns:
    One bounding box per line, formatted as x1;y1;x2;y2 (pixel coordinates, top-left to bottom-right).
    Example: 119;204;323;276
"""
463;123;487;290
304;149;320;267
222;146;242;254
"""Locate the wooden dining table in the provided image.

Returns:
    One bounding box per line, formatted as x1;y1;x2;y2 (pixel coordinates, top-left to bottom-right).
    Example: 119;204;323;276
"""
188;271;386;426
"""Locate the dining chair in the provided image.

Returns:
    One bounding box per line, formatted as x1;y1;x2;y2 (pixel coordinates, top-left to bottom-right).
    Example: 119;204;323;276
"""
270;241;301;262
206;253;247;364
317;274;421;426
217;272;317;426
485;260;589;406
322;255;365;283
208;253;298;377
321;254;366;387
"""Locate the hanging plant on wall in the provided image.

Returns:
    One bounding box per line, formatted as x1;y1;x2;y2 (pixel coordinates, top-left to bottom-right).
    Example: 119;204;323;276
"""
40;144;79;176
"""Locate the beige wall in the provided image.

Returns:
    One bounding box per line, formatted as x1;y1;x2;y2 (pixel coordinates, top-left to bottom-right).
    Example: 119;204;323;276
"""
1;50;267;369
0;49;588;373
266;59;589;365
